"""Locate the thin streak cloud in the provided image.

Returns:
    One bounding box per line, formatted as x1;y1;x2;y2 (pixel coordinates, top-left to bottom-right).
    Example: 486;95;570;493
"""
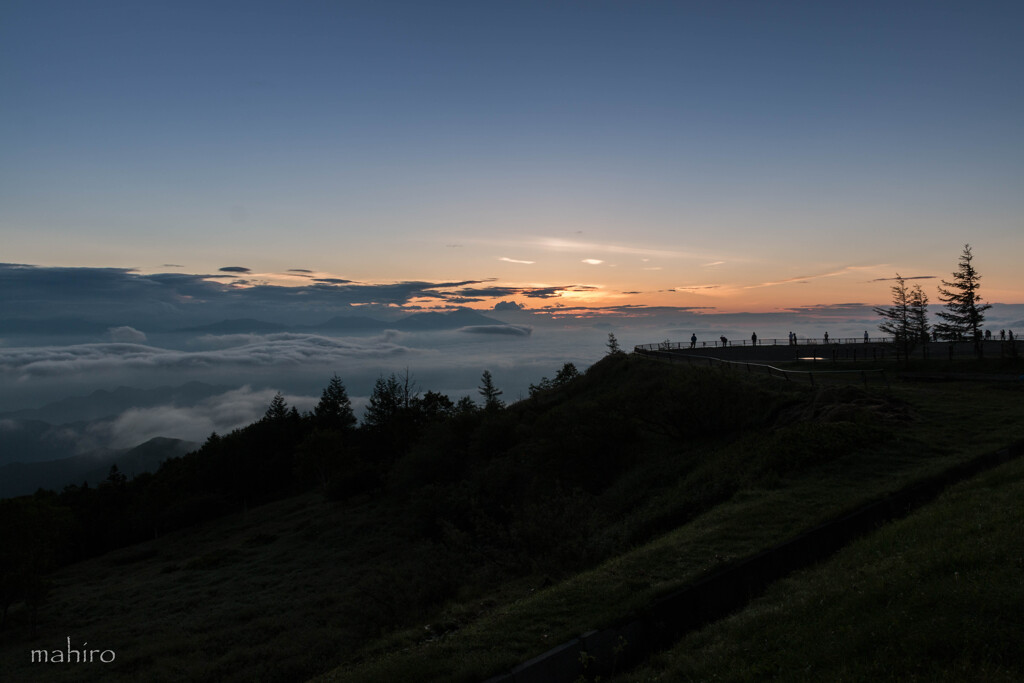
499;257;536;265
744;265;886;290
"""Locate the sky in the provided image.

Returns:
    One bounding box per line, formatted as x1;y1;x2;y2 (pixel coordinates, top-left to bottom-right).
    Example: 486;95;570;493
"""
2;0;1024;447
2;0;1022;316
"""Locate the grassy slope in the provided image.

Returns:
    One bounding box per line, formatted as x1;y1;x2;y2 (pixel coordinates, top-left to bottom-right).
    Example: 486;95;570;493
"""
618;454;1024;682
1;358;1021;682
315;375;1024;682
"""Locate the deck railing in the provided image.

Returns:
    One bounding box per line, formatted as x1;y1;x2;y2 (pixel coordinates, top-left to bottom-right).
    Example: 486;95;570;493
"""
634;336;892;352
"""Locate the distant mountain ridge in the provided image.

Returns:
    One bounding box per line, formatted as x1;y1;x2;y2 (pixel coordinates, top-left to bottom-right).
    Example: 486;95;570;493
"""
178;318;290;334
0;436;197;499
0;381;233;425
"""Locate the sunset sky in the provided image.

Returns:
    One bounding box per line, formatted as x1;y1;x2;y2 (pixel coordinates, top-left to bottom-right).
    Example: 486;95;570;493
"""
2;0;1022;315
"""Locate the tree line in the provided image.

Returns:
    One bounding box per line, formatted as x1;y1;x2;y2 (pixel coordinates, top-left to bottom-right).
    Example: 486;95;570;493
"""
0;362;586;628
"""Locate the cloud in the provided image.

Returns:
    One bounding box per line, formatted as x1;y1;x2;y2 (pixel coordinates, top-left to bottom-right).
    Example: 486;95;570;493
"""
108;326;147;343
869;275;937;282
458;325;532;337
0;265;508;325
744;265;885;290
703;261;725;267
0;334;414;379
582;259;604;265
494;300;525;311
92;386;318;448
219;266;251;273
288;268;314;273
499;257;536;264
532;238;702;259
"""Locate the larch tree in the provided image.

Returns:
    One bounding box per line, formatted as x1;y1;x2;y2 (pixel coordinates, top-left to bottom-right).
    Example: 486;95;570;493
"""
874;273;914;361
909;283;931;344
478;370;504;411
606;332;622;355
934;244;990;350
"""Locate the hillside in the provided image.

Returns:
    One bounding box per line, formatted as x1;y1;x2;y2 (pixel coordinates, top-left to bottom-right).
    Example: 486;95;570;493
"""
0;437;197;498
1;354;1022;682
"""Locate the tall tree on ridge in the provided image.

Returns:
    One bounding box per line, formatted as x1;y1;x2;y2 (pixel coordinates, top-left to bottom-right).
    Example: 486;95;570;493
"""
478;370;504;411
874;273;914;362
934;244;990;352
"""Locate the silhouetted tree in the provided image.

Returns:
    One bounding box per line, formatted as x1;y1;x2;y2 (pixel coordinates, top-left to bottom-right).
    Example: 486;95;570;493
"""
414;390;456;422
478;370;504;411
264;392;289;422
875;273;915;362
935;244;990;352
455;396;478;416
530;362;583;398
909;283;931;344
314;374;356;431
554;362;581;385
606;332;622;355
363;371;422;465
104;464;127;487
365;375;400;428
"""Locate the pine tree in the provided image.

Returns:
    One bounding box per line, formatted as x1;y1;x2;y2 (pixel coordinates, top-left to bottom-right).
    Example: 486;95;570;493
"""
935;244;990;349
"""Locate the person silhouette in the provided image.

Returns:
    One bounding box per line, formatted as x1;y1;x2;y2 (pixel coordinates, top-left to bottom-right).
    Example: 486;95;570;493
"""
823;331;829;343
864;330;869;343
690;333;697;349
751;332;757;346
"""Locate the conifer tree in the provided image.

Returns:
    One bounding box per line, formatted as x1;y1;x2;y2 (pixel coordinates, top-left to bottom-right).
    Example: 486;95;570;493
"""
478;370;504;411
313;374;356;431
909;283;931;344
934;244;990;349
264;392;289;422
364;374;402;428
606;332;622;354
874;273;914;360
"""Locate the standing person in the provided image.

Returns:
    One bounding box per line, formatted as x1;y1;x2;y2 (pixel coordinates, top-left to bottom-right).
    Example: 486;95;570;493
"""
690;333;697;349
751;332;757;346
824;331;829;343
864;330;869;343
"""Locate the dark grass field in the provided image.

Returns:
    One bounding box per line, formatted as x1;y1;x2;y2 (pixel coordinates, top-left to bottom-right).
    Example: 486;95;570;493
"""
2;357;1022;682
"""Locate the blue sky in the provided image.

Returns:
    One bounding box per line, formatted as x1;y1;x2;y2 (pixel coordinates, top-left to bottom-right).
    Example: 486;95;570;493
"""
2;0;1022;312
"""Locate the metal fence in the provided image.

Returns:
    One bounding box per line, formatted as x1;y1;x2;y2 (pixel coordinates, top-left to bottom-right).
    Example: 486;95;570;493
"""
635;336;892;351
